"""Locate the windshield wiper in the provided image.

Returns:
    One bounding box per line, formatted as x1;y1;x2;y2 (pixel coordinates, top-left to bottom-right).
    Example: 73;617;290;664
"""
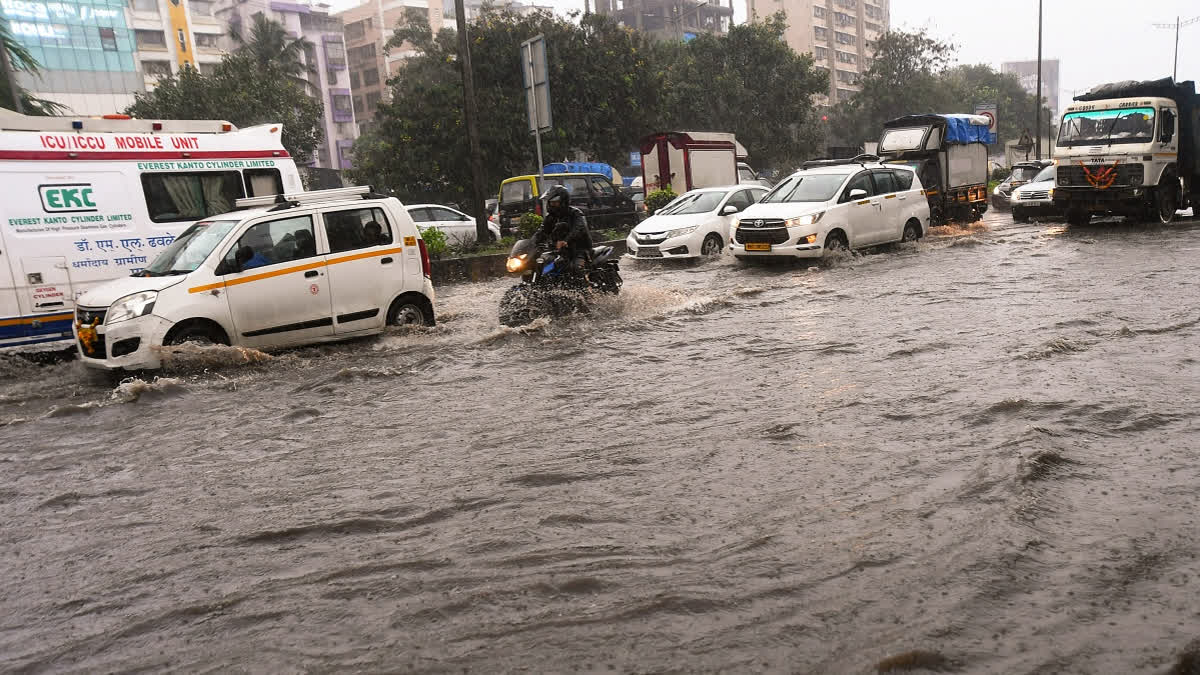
1102;112;1133;146
165;269;191;275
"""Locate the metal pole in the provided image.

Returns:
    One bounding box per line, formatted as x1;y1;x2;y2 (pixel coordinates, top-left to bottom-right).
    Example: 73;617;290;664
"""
453;0;489;243
1035;0;1042;160
525;43;544;203
1174;16;1180;81
0;20;25;115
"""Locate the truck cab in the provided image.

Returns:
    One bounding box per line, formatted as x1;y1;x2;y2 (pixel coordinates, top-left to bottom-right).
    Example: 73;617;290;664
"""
1053;78;1200;225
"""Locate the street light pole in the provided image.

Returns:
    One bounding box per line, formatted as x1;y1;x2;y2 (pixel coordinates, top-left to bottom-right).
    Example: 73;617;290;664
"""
453;0;488;243
1152;15;1200;81
1035;0;1042;160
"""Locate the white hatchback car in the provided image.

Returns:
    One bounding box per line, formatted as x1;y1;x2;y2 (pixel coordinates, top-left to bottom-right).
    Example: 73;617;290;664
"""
407;203;501;245
729;161;930;260
73;186;436;370
626;185;767;259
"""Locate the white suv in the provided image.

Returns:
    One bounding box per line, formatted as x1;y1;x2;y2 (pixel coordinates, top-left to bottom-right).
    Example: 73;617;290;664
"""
73;186;436;370
729;161;929;259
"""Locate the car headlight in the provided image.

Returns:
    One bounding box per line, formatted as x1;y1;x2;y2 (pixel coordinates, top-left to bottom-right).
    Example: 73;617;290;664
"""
784;212;824;228
106;291;157;325
666;225;698;239
1048;188;1054;199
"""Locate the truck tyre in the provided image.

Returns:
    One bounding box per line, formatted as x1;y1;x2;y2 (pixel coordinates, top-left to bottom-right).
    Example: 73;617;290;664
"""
1066;209;1091;227
1155;181;1179;224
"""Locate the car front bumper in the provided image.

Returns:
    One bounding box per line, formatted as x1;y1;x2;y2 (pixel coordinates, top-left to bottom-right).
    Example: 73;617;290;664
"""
625;232;704;259
74;313;172;371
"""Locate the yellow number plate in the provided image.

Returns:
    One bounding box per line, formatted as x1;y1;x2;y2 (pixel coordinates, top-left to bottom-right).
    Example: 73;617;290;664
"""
745;242;772;251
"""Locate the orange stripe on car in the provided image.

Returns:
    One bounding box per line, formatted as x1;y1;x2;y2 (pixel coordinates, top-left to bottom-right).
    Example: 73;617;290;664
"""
189;246;405;294
885;194;896;199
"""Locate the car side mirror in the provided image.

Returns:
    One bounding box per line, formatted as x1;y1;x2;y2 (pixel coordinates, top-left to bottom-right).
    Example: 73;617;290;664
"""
848;188;868;200
721;204;739;215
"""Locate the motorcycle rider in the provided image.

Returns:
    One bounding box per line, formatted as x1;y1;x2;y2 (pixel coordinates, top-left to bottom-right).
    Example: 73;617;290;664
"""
533;184;593;276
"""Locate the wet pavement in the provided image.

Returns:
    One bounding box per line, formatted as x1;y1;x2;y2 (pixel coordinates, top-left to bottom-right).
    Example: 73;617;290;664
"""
2;210;1200;673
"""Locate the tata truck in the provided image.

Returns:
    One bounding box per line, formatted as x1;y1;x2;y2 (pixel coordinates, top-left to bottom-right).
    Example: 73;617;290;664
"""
877;114;994;225
1053;77;1200;225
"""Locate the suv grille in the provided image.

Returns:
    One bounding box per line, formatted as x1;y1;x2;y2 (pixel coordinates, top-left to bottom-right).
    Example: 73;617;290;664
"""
735;226;789;245
1020;190;1050;200
1057;163;1144;187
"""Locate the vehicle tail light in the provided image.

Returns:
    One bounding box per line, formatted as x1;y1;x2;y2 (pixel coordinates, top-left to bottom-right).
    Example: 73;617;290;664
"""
535;202;542;216
417;237;432;278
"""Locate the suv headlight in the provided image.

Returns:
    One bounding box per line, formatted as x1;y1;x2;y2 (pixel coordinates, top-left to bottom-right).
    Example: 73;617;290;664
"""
666;225;698;239
784;212;824;227
107;291;157;325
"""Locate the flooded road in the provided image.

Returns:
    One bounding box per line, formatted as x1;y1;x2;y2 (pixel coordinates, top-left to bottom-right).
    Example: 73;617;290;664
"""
3;212;1200;673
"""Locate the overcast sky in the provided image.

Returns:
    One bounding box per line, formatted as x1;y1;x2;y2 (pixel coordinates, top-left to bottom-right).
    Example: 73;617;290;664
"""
337;0;1199;106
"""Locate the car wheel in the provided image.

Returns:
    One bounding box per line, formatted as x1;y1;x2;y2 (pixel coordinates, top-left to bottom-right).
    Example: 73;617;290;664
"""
1155;182;1178;224
165;323;225;347
901;221;921;242
1012;207;1028;223
387;297;432;326
700;233;724;256
824;230;849;254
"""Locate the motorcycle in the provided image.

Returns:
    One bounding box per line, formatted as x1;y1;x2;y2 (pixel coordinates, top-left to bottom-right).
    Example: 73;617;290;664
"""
499;238;623;327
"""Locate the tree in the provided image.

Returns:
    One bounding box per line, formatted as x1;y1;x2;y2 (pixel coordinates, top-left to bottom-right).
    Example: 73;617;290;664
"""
228;12;314;89
0;17;66;115
124;53;324;162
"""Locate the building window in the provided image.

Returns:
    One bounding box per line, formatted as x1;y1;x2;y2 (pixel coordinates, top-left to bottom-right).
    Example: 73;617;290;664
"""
142;60;172;77
836;69;859;84
865;21;883;33
98;27;118;51
324;41;346;69
194;32;220;48
835;31;856;46
836;50;856;64
132;0;158;13
814;46;828;60
349;71;360;88
135;29;166;49
365;91;381;109
814;26;828;41
837;87;857;99
813;5;827;19
331;93;353;122
865;3;884;19
834;11;855;27
191;0;214;16
345;18;371;42
199;62;218;76
835;0;857;8
361;68;378;86
348;43;375;66
865;39;877;51
353;96;364;114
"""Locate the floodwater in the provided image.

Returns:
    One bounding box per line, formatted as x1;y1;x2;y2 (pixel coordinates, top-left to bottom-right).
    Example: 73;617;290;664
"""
2;211;1200;674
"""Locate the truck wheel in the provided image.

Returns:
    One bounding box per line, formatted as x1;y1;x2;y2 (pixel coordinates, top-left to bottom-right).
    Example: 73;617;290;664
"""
1155;182;1179;224
1066;209;1091;227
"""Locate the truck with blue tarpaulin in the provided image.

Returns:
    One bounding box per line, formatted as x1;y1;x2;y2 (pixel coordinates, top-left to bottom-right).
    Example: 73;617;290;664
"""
878;114;996;225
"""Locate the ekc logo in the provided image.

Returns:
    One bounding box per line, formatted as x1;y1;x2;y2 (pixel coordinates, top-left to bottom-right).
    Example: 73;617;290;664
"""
39;183;97;213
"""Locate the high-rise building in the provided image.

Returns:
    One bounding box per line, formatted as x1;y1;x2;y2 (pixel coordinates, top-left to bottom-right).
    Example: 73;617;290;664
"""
748;0;889;106
130;0;225;85
1002;59;1060;117
593;0;734;42
336;0;443;135
214;0;358;170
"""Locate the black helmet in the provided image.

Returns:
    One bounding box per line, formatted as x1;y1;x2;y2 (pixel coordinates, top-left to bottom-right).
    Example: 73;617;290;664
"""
544;184;570;217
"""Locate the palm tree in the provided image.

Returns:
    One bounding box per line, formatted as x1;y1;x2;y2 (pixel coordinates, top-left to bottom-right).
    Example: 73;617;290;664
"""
0;17;66;115
228;13;315;90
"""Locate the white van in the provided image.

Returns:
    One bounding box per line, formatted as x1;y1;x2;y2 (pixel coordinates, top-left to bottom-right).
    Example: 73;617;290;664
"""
72;187;436;371
729;160;929;260
0;109;301;350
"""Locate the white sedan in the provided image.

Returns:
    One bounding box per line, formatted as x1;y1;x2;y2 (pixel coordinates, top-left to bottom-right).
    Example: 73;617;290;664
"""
407;204;501;245
626;185;767;260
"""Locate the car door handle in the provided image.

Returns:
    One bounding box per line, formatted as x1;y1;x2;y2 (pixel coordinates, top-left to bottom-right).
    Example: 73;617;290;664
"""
304;270;319;278
380;257;393;264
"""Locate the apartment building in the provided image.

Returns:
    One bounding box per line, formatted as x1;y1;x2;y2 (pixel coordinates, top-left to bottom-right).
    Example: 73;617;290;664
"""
593;0;735;41
336;0;443;135
448;0;552;22
131;0;225;86
748;0;889;105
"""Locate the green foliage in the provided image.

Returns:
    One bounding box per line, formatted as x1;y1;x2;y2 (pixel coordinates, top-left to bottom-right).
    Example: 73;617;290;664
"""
351;9;827;201
518;212;543;238
644;188;677;215
0;17;66;115
418;225;449;258
829;28;1052;151
229;13;314;89
124;55;323;163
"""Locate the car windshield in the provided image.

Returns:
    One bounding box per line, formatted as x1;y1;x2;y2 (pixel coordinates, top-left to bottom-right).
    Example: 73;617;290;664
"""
1031;166;1054;183
1009;166;1041;182
760;173;846;203
1058;107;1155;146
500;180;533;204
137;220;239;276
660;191;726;215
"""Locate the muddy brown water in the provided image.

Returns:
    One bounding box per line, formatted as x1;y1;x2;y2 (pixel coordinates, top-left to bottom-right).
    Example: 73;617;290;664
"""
2;212;1200;674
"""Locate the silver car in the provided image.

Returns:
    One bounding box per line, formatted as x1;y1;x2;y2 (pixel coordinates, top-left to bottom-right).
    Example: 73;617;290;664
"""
1010;165;1059;223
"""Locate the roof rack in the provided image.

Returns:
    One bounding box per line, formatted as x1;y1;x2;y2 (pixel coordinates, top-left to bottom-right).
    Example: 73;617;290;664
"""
234;185;386;211
801;153;881;170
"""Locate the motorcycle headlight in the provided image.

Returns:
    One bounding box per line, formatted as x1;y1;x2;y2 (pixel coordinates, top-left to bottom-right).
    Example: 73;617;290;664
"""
106;291;157;325
505;256;525;272
666;225;698;239
784;212;824;228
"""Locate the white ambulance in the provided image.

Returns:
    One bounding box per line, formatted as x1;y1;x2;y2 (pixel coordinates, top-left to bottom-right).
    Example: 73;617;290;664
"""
0;109;301;349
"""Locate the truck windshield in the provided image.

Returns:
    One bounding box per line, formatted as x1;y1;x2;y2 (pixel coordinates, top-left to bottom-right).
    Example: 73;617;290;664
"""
760;174;846;203
1058;107;1155;146
138;220;239;276
879;126;929;152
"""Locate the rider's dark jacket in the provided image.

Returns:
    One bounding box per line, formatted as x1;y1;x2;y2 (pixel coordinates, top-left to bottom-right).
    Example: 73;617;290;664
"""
534;206;593;261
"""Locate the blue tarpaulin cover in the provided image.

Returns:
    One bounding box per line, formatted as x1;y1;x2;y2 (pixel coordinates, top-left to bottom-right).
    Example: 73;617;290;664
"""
940;114;996;144
543;162;616;180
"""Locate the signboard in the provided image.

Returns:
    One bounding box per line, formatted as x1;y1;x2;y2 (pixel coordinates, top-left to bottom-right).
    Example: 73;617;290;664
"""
629;150;641;167
975;102;998;139
521;34;551;135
